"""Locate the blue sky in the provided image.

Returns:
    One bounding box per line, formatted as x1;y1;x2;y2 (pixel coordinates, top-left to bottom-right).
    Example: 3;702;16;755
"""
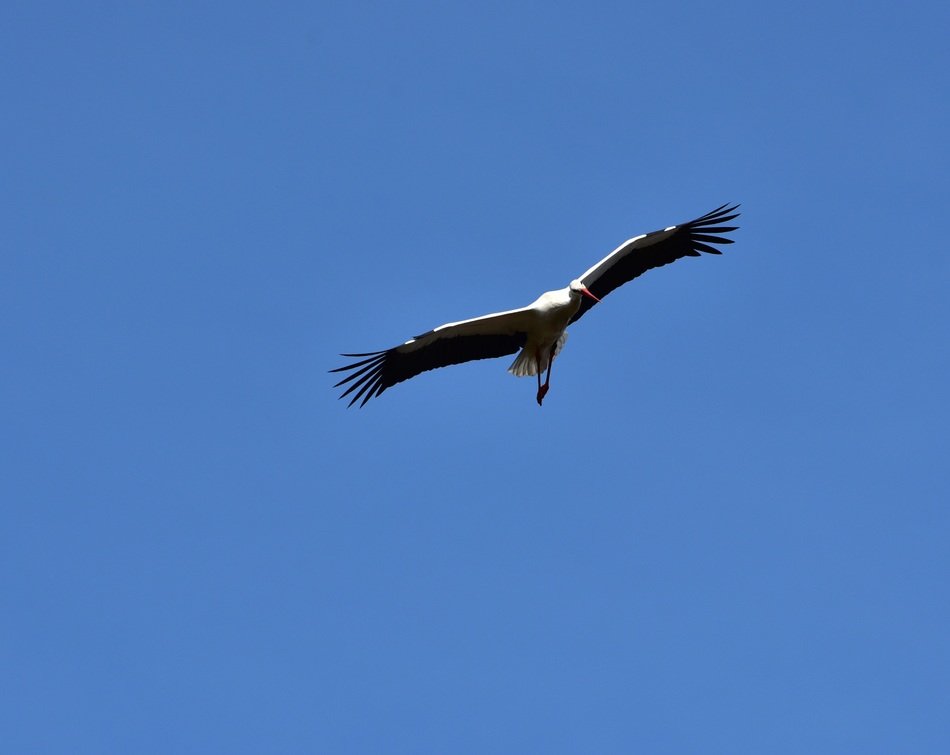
3;1;949;752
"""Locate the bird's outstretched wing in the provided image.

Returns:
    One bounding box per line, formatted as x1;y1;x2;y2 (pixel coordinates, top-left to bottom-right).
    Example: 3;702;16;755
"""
331;307;532;407
569;203;740;324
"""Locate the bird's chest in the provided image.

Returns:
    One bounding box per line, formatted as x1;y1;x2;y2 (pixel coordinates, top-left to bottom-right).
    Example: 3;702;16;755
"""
529;296;581;343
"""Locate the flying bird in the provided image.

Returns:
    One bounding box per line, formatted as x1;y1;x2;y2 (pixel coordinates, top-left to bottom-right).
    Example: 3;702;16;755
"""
332;203;740;407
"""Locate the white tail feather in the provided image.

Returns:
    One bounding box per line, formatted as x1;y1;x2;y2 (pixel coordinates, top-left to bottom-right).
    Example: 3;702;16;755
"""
507;349;537;377
507;333;569;377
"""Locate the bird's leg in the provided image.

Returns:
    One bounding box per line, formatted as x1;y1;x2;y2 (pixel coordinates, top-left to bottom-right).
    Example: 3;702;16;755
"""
535;350;547;406
537;344;556;405
544;344;556;389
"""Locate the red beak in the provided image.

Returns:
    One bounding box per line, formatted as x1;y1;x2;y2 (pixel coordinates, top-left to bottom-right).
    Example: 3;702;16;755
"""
581;286;601;303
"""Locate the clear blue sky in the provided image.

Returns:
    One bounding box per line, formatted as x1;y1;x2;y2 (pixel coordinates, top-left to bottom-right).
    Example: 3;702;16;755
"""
3;1;949;752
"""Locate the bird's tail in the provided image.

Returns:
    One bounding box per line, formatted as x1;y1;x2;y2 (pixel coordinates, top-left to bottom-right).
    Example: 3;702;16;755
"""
507;333;569;377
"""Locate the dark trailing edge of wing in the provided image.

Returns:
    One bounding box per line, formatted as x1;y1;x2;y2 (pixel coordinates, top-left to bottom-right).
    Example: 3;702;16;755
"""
570;203;740;324
331;332;527;407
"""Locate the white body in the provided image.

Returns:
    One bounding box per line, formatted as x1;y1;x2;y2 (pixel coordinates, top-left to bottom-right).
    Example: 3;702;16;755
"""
399;282;587;378
506;287;580;376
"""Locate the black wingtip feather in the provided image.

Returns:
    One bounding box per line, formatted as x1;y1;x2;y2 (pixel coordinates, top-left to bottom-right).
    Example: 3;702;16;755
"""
697;226;739;234
329;352;385;373
691;234;734;245
695;203;739;221
684;204;740;256
692;204;740;225
332;359;382;388
350;374;381;407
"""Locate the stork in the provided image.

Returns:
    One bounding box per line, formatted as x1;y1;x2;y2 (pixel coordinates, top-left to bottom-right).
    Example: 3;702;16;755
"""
332;204;739;407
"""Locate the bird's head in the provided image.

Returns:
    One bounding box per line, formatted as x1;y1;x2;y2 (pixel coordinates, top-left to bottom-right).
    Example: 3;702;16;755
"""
569;279;601;302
